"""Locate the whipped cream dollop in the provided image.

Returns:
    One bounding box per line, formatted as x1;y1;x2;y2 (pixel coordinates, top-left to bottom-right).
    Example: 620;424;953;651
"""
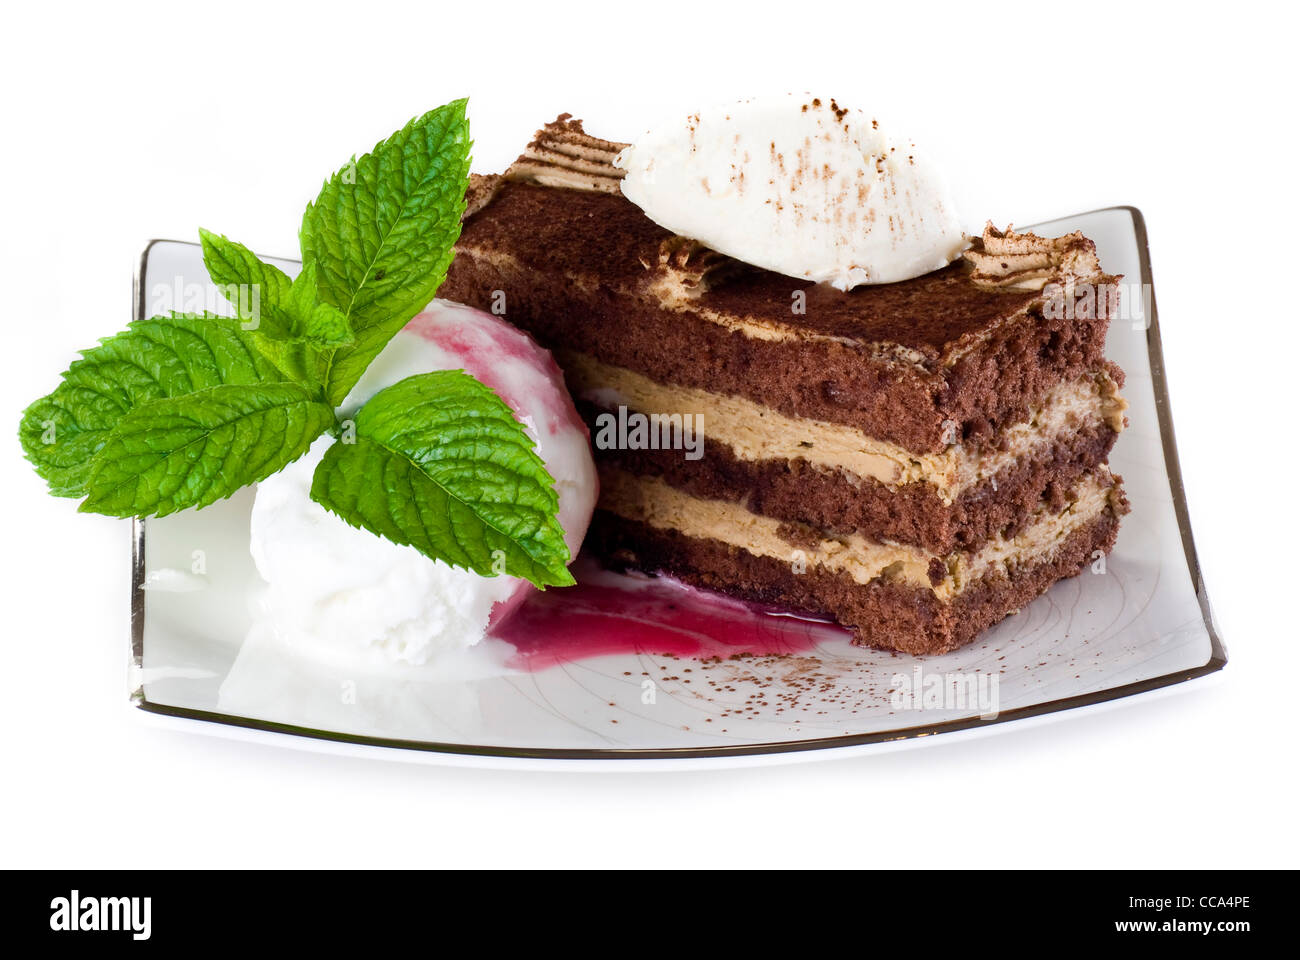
247;299;597;669
615;94;966;289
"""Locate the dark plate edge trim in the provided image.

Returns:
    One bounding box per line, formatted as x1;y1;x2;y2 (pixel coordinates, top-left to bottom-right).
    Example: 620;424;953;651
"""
128;208;1227;761
127;241;163;703
1120;205;1227;668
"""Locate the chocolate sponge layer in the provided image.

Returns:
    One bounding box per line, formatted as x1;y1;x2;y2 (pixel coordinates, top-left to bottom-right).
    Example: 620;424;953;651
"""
587;502;1125;655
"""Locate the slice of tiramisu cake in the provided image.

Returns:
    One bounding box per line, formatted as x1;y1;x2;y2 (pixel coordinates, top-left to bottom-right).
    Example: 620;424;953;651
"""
442;98;1129;655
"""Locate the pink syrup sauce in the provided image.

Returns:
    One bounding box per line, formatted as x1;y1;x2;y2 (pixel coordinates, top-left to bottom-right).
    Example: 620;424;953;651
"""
405;302;589;439
491;556;852;672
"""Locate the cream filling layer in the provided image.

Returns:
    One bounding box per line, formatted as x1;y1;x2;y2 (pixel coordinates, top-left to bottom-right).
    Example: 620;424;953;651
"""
561;350;1125;503
600;467;1118;601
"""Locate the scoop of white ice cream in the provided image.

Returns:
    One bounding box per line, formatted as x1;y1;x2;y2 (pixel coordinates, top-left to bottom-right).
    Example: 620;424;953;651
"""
615;94;966;289
248;299;597;668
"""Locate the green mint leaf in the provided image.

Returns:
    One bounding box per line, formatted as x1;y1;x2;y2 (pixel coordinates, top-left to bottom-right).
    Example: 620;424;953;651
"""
19;313;282;498
301;303;353;347
197;228;293;336
246;337;324;395
309;371;573;588
282;264;354;347
301;99;472;406
281;259;320;328
81;382;335;518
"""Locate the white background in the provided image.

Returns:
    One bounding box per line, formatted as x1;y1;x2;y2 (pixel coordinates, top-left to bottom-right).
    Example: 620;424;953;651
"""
2;0;1295;868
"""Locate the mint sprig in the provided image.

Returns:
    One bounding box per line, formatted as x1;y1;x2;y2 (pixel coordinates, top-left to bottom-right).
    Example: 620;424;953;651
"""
18;98;574;590
311;372;574;587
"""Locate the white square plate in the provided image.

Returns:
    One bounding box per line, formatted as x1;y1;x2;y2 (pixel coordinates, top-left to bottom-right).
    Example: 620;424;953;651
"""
129;207;1225;767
